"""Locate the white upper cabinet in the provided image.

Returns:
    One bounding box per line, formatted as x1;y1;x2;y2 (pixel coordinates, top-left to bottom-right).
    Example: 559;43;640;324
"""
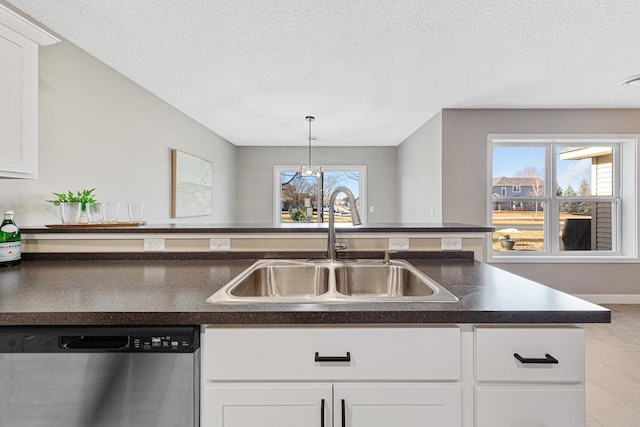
0;5;58;179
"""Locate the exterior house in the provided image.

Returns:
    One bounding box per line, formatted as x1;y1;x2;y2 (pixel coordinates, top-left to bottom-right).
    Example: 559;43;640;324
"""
491;177;544;211
559;147;613;251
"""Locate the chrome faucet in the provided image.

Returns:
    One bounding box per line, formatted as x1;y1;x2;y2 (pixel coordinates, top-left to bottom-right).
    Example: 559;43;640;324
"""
327;186;362;261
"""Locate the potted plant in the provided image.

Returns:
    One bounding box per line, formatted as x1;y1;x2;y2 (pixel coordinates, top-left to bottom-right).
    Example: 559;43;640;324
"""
47;189;97;223
499;234;516;250
47;188;97;210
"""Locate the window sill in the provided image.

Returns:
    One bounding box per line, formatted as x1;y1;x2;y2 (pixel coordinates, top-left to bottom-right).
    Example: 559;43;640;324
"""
489;253;638;263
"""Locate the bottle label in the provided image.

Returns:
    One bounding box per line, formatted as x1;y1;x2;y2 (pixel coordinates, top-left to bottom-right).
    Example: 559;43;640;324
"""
1;224;18;233
0;242;21;262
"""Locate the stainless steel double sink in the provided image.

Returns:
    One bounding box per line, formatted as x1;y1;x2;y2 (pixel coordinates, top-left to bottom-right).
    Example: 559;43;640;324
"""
207;259;458;303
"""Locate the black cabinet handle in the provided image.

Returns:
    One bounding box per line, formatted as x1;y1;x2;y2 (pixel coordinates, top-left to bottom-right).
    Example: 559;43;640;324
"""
321;399;325;427
315;351;351;362
514;353;559;364
341;399;346;427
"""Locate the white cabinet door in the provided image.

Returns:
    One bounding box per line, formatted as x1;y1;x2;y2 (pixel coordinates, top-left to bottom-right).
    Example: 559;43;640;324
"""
475;386;585;427
0;6;57;179
202;383;332;427
335;383;461;427
0;23;38;178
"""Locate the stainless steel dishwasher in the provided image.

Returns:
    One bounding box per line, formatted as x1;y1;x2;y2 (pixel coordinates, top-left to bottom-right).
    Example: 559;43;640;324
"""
0;326;200;427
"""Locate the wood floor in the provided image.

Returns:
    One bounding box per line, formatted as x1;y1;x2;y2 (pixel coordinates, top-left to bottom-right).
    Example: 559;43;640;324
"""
586;304;640;426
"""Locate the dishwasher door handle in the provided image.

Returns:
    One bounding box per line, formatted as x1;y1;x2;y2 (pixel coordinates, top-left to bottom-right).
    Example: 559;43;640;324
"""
59;336;130;350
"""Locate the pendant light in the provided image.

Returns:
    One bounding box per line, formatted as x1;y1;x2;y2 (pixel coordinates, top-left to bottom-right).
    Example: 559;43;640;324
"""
300;115;322;177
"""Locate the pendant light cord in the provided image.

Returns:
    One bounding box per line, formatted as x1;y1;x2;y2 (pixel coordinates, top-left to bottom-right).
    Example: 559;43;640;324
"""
306;115;315;167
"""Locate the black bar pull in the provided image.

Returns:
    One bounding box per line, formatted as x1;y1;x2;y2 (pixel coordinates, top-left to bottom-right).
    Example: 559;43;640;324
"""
320;399;325;427
315;351;351;362
341;399;346;427
514;353;559;364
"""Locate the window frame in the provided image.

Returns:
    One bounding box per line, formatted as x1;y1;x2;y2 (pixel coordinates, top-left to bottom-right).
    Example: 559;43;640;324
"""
273;165;367;225
488;134;638;263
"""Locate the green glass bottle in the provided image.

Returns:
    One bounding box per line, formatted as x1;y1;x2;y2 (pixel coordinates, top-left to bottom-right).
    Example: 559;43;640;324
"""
0;210;21;267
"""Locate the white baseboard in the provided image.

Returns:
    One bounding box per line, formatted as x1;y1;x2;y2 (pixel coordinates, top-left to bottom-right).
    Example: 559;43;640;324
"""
573;294;640;304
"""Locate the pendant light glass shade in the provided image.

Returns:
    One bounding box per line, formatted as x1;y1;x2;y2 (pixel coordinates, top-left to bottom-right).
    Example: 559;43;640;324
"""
300;116;322;177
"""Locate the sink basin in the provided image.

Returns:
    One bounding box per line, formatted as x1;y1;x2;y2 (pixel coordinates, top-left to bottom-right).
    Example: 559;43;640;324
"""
228;262;329;298
335;264;436;297
207;259;458;303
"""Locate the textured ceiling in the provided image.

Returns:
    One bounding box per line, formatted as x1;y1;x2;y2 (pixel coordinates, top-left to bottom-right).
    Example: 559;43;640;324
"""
6;0;640;146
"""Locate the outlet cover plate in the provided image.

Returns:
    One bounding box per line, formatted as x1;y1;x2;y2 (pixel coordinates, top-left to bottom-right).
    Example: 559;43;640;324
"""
389;238;410;251
441;238;462;251
210;238;231;252
144;238;165;252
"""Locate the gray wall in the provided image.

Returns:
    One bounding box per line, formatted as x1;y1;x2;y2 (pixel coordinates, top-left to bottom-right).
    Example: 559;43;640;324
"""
0;38;236;225
235;146;398;223
441;109;640;295
397;111;442;223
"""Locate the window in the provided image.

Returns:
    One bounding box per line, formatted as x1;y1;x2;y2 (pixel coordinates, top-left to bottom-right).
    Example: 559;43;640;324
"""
274;166;366;224
489;135;638;260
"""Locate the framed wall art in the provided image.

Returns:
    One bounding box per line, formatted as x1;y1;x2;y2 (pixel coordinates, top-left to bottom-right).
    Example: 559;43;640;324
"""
171;149;213;217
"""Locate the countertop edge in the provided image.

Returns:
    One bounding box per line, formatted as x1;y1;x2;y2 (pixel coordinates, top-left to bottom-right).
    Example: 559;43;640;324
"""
0;310;611;326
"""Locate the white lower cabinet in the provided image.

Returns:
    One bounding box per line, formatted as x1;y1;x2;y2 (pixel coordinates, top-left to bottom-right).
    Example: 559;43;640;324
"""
202;324;587;427
203;382;461;427
473;326;586;427
202;326;462;427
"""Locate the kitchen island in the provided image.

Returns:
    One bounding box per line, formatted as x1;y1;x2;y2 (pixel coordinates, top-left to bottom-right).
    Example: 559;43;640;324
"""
1;226;608;426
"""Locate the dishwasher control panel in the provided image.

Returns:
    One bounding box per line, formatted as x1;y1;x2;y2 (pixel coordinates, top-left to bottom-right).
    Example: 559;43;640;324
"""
132;334;195;352
1;326;200;353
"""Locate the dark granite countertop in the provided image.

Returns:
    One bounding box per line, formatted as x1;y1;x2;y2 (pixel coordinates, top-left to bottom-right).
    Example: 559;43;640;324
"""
0;255;609;326
21;222;494;234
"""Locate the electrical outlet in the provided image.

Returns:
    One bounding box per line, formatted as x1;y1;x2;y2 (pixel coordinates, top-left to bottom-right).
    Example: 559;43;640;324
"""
210;238;231;252
144;238;165;252
389;238;409;251
441;238;462;251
